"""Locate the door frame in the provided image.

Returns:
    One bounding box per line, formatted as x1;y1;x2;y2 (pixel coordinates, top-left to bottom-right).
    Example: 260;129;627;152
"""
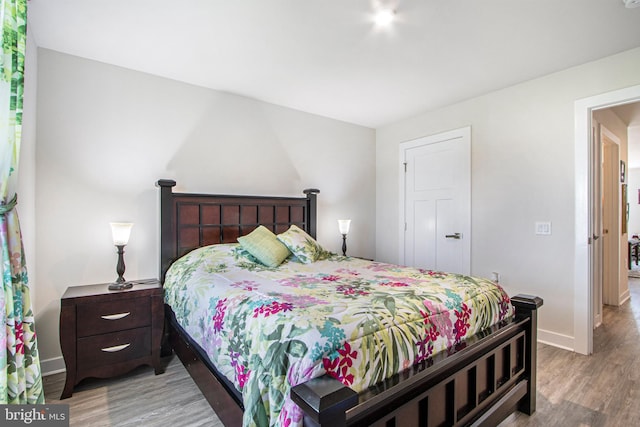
592;120;603;329
398;126;471;272
574;84;640;355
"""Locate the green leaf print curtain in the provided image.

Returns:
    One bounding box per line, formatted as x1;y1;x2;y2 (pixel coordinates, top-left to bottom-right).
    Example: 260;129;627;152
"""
0;0;44;404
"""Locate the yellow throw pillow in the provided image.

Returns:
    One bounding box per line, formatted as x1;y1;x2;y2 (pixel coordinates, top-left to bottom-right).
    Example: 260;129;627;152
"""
237;225;291;267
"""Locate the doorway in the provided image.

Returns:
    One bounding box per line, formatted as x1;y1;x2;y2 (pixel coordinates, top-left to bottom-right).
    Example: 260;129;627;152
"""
575;84;640;355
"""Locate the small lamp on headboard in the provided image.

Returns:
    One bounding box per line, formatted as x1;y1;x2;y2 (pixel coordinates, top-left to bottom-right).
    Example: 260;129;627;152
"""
338;219;351;256
109;222;134;290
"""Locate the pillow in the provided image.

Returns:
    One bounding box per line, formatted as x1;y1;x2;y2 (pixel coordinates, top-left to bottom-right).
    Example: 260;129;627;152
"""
277;225;325;264
237;225;291;267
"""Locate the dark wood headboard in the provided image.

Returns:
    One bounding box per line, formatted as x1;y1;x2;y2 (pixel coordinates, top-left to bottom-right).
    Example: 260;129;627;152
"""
156;179;319;283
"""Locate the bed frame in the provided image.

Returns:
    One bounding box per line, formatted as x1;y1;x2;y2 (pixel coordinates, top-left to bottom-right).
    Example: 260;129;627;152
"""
157;179;543;427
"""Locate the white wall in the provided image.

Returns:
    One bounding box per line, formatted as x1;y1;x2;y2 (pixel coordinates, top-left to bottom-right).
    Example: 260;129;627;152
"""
34;49;375;368
376;47;640;350
19;29;38;304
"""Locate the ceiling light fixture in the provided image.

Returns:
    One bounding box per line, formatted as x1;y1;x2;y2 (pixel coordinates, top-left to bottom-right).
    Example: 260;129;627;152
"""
623;0;640;8
374;8;396;26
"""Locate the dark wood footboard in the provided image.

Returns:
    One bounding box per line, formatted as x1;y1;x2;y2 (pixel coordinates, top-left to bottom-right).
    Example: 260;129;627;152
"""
292;295;543;427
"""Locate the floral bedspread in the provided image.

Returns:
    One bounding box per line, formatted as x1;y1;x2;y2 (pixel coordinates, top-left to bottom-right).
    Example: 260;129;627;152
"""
164;244;514;427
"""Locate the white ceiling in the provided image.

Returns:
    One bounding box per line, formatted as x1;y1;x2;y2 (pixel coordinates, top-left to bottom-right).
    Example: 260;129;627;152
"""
28;0;640;128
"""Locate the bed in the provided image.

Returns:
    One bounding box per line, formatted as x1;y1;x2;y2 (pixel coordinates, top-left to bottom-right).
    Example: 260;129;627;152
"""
157;179;543;427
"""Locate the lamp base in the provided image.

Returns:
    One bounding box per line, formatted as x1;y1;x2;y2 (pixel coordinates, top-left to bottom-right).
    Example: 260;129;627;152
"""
108;281;134;291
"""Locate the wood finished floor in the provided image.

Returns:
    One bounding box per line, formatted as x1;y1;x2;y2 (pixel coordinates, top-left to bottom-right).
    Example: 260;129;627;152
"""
43;357;223;426
500;278;640;427
45;280;640;426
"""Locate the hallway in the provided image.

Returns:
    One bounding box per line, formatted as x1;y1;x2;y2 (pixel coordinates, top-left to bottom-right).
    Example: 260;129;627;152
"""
502;279;640;426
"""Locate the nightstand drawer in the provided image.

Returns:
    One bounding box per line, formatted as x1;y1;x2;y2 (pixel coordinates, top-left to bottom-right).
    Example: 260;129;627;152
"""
77;297;151;337
77;327;151;369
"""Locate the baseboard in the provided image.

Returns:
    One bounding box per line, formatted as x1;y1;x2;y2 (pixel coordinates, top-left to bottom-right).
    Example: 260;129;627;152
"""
619;289;631;305
538;328;575;352
41;356;66;377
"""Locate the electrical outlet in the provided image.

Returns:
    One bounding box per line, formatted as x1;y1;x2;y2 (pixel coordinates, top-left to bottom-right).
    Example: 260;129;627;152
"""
535;222;552;235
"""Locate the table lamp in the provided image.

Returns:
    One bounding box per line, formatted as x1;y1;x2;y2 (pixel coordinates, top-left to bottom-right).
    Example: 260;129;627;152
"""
109;222;134;290
338;219;351;256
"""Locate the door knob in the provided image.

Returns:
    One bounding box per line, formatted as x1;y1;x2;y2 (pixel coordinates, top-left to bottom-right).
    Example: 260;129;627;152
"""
445;233;462;239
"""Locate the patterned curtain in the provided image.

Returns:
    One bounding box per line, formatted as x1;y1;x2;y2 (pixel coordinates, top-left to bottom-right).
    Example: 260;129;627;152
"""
0;0;44;404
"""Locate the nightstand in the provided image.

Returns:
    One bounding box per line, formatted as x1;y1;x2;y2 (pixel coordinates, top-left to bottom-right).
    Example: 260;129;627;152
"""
59;279;164;399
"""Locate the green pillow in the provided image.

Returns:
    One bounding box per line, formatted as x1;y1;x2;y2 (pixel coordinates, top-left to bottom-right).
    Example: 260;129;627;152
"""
237;225;291;267
277;224;325;264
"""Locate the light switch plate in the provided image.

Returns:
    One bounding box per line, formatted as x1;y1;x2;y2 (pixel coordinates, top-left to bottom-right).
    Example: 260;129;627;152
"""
535;221;552;235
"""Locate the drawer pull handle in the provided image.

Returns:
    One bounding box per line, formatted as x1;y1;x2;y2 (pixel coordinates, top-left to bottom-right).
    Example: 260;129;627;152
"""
101;343;131;353
101;312;130;321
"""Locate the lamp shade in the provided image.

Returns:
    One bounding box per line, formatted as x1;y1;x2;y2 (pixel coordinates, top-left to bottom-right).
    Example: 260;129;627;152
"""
338;219;351;235
110;222;133;246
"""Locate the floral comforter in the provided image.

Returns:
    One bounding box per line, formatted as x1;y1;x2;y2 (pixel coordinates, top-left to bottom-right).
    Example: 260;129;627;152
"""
164;244;514;427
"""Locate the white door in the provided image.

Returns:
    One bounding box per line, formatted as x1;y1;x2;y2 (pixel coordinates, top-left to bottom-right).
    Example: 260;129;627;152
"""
591;121;622;328
600;124;621;307
601;139;617;307
399;127;471;274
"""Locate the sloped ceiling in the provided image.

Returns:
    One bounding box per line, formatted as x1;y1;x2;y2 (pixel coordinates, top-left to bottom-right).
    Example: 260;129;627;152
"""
28;0;640;128
612;102;640;127
612;101;640;169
